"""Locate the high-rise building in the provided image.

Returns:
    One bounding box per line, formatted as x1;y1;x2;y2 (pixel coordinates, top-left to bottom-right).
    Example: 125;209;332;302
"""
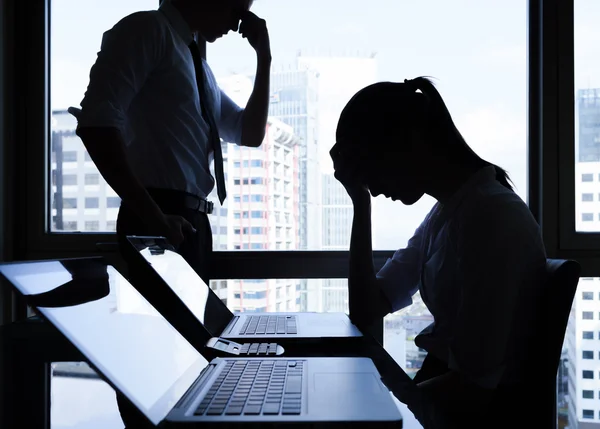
296;50;378;167
569;88;600;428
216;75;303;313
262;66;320;311
297;52;378;312
50;110;121;233
319;172;352;312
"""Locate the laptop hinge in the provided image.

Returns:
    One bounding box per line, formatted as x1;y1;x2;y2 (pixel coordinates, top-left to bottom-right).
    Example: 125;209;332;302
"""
174;363;217;410
228;316;240;334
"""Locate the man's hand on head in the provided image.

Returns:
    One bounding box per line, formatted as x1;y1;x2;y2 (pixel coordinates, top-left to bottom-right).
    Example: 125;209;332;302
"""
239;11;271;61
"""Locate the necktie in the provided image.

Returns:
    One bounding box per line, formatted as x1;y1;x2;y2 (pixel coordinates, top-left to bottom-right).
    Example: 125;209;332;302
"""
188;40;226;204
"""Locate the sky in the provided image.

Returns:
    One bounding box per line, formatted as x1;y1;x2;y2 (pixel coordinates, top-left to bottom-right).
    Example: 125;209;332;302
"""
50;0;600;249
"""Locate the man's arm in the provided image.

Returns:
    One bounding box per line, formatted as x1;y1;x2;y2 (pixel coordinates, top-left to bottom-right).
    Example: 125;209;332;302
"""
238;12;271;148
75;13;193;245
240;55;271;148
76;127;167;231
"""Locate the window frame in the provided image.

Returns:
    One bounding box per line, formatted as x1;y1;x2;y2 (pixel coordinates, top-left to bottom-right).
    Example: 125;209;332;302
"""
1;0;576;427
11;0;545;327
555;0;600;257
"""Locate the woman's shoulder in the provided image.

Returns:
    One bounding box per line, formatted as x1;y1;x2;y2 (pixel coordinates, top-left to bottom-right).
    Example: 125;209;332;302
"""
459;181;540;233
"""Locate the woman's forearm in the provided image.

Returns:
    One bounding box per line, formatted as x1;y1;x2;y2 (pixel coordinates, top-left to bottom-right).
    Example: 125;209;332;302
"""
348;197;377;322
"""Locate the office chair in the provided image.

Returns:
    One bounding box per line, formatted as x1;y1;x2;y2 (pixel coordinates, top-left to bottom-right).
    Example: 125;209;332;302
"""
541;259;580;427
494;258;580;428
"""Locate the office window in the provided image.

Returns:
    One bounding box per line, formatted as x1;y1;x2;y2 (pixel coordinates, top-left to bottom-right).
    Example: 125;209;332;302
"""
85;221;99;232
583;390;594;399
106;221;116;231
63;221;78;231
234;293;241;299
251;211;264;219
234;212;241;219
62;198;77;209
584;331;594;339
50;0;153;234
209;0;527;255
575;0;600;232
583;311;594;320
51;362;123;428
84;173;100;185
583;410;594;419
106;197;121;208
234;179;241;185
62;174;77;186
583;193;594;202
250;227;263;234
582;213;594;222
583;291;594;300
583;370;594;379
85;197;99;209
583;350;594;359
243;291;267;299
62;151;78;162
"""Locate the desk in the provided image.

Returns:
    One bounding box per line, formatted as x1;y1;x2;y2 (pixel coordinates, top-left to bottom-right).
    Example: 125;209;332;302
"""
0;318;414;429
0;318;83;429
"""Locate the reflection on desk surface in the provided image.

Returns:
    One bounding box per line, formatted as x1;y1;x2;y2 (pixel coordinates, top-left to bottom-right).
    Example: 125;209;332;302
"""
51;373;124;429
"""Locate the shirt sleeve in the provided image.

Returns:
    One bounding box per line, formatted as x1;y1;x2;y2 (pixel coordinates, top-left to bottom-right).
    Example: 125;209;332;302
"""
448;196;546;389
76;12;165;132
376;220;426;312
217;89;244;145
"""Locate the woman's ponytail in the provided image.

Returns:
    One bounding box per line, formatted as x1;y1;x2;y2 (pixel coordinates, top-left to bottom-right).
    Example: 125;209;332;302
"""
405;76;514;192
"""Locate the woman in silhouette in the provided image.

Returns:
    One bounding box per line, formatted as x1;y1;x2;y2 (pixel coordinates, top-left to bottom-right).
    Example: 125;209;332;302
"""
331;77;547;427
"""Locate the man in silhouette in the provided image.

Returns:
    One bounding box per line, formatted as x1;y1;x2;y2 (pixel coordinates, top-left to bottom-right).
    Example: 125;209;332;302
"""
74;0;271;283
73;1;271;426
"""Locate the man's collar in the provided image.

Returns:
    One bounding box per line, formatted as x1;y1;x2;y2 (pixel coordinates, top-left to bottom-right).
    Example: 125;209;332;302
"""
159;0;194;45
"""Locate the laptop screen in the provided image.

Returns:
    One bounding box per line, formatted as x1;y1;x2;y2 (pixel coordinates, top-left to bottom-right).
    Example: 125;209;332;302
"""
126;236;233;336
0;258;207;426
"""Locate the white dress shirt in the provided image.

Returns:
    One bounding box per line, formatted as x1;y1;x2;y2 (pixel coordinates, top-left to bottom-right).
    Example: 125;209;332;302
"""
377;166;547;389
77;1;244;199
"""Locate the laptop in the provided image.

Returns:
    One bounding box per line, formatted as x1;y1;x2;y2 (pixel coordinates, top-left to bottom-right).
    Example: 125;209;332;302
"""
0;257;403;428
124;236;363;344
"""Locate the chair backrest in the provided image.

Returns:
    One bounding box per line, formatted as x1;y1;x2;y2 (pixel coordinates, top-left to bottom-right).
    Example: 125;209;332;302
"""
543;259;580;377
526;259;580;428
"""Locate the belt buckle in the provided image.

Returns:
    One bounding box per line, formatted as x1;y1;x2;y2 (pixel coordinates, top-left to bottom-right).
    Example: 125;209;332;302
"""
206;200;214;214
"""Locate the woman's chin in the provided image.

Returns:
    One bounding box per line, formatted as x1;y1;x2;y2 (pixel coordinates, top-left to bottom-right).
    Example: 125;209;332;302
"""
398;193;423;205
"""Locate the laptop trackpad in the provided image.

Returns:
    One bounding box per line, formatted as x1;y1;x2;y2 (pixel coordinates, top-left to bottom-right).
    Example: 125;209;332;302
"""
314;372;382;394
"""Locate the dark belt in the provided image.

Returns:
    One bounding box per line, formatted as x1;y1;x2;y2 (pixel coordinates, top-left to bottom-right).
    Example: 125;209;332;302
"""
146;188;214;215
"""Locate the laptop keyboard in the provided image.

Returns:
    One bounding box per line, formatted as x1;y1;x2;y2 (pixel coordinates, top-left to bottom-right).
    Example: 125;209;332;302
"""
238;315;298;335
194;360;304;416
239;342;278;356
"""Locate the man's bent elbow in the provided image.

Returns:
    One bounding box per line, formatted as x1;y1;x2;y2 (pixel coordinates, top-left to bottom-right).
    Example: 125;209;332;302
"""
240;135;265;148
